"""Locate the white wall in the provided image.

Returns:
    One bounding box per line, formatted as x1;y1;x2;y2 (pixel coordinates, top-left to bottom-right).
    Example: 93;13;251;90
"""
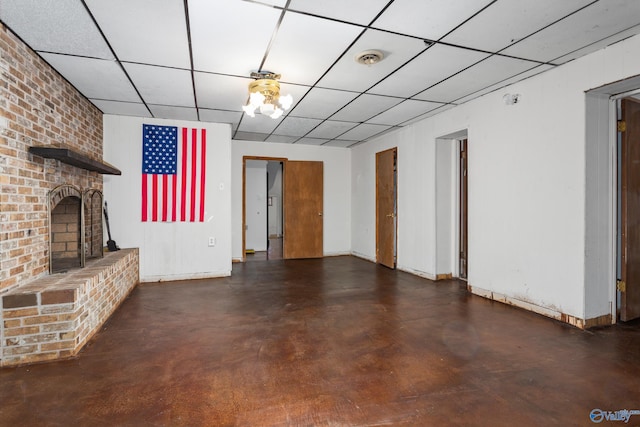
103;115;232;282
267;162;283;237
351;33;640;322
351;126;438;274
232;141;351;260
245;160;267;251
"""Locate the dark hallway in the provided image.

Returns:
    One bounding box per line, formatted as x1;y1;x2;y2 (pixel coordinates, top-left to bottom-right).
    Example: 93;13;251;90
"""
1;256;639;426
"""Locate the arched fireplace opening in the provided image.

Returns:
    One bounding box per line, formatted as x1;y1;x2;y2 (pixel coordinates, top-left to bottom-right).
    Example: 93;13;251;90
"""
48;185;103;274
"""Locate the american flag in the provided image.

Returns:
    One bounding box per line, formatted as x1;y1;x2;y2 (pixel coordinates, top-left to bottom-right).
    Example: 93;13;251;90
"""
141;124;207;222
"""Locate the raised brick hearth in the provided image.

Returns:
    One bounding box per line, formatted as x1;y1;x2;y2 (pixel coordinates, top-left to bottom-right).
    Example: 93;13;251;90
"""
1;249;139;367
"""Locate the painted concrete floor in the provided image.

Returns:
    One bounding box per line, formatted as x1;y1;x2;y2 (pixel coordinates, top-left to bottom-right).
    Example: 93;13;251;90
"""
1;256;639;426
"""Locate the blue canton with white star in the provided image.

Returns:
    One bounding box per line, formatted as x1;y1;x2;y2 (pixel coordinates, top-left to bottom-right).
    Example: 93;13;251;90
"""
142;124;178;174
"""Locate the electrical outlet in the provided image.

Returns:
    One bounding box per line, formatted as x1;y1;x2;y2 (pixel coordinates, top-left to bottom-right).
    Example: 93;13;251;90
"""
208;237;216;247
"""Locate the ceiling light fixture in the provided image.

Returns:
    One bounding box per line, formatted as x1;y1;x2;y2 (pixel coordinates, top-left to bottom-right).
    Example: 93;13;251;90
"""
242;71;292;119
355;49;384;66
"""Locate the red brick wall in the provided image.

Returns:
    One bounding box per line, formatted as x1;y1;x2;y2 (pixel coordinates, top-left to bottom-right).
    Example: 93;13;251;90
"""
0;23;104;292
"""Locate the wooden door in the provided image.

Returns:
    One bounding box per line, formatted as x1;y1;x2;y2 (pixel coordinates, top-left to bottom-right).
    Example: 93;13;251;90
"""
376;148;397;269
620;98;640;321
283;161;323;259
459;139;468;279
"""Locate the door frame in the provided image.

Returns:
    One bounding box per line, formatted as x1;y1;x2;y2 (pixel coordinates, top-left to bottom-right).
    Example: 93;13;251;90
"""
584;78;640;327
242;156;287;262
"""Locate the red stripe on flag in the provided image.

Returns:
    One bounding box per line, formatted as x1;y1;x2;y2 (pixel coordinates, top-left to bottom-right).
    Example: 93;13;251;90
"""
180;127;188;222
199;129;206;222
152;174;158;222
171;174;177;222
162;174;168;221
142;174;148;222
190;128;197;222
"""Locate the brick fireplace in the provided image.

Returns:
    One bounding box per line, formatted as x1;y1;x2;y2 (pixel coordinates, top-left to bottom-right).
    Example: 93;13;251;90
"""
0;23;139;367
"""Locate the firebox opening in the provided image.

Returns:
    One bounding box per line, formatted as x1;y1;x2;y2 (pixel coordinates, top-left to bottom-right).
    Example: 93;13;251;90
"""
51;196;81;273
48;185;104;274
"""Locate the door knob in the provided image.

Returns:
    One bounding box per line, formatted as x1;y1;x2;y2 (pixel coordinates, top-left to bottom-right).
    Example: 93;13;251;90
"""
318;212;323;216
386;213;395;218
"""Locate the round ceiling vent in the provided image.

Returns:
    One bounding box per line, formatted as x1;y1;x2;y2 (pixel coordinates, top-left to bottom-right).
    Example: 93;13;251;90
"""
355;50;384;65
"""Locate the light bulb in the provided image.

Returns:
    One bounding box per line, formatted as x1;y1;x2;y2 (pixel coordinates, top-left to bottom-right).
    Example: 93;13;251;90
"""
279;94;293;110
242;104;256;117
249;91;265;107
260;102;275;116
270;108;283;119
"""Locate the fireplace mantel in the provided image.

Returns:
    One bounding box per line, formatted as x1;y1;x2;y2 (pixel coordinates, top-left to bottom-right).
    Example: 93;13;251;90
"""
29;146;121;175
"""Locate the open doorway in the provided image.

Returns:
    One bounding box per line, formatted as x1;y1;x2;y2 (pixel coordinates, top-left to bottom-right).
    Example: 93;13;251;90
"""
459;139;468;280
243;157;324;261
243;157;284;261
434;130;468;280
585;76;640;327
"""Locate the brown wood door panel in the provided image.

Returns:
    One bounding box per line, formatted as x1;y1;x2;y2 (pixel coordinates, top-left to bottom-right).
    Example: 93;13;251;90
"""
621;98;640;321
283;161;323;259
376;148;396;269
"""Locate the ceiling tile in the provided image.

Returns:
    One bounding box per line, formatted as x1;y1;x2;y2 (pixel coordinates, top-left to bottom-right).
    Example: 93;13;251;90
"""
306;121;358;139
442;0;593;52
413;55;540;103
148;105;198;121
237;114;282;134
400;104;456;125
189;0;282;75
251;0;288;6
262;11;363;86
1;0;114;59
273;117;323;137
453;64;554;104
330;94;402;122
339;123;392;141
288;0;390;25
551;24;640;65
290;88;359;119
265;135;299;144
234;131;269;141
274;83;312;114
194;72;253;110
317;29;428;92
199;110;242;131
323;140;356;148
124;63;195;107
86;0;190;68
368;44;489;98
295;137;329;146
91;100;151;117
367;99;445;126
40;53;140;102
372;0;494;40
502;0;640;63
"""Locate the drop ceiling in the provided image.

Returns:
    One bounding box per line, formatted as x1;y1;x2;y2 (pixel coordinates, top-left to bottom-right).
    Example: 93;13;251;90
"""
2;0;639;148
